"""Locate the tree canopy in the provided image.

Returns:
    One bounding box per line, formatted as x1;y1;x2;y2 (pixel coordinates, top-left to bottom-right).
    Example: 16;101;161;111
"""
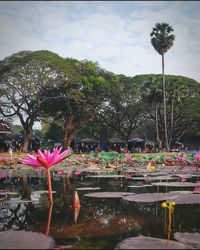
0;50;74;151
0;50;199;151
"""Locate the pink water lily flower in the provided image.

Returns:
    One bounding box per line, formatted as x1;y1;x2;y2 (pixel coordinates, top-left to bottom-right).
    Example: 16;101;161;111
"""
66;159;72;163
57;170;63;175
194;154;200;161
19;147;71;203
74;170;81;175
193;185;200;192
20;147;71;169
180;178;187;182
0;157;7;161
75;157;82;162
177;156;186;163
125;155;135;162
87;157;98;163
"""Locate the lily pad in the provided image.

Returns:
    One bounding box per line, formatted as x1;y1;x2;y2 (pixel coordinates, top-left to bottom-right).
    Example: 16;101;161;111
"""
87;175;125;178
166;193;200;204
152;182;200;187
97;151;118;161
127;185;153;188
122;193;177;203
7;199;35;204
117;235;192;249
84;192;133;198
0;192;18;195
76;187;101;191
174;232;200;248
169;191;193;194
0;230;55;249
32;191;56;194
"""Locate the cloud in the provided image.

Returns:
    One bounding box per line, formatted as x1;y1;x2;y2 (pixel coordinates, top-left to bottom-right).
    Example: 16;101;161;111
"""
0;1;199;82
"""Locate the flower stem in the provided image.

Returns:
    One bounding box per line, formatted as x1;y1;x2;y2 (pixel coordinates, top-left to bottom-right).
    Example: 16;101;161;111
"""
44;203;53;235
46;168;53;204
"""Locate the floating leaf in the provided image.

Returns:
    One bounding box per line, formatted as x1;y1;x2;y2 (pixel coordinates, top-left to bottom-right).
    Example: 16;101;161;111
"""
76;187;101;191
0;230;55;249
166;193;200;204
84;192;133;198
117;235;192;249
123;193;177;203
174;232;200;248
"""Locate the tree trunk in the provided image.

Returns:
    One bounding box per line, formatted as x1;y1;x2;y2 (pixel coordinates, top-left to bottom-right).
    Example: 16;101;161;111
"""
22;129;32;152
64;133;75;148
63;125;79;148
162;54;169;151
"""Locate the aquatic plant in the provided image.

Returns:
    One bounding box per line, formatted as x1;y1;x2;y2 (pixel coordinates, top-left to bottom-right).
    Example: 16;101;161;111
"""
194;154;200;161
66;159;72;163
19;147;71;203
0;157;7;162
177;156;186;163
180;178;187;182
146;162;156;171
193;185;200;192
194;154;200;169
75;157;82;162
87;157;99;163
161;201;176;244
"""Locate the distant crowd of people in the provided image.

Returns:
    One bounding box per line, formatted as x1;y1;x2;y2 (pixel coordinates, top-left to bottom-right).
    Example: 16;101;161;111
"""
0;140;22;153
72;142;153;154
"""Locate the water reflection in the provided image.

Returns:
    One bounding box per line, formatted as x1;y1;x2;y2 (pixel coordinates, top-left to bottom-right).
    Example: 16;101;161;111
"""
20;174;31;200
0;202;33;231
0;172;200;249
73;207;80;224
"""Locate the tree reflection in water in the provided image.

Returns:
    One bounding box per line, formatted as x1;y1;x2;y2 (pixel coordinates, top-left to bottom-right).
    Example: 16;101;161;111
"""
20;174;31;200
0;202;33;231
0;173;200;249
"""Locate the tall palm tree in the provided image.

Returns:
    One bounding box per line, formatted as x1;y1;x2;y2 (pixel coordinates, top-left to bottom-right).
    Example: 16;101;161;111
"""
150;22;175;151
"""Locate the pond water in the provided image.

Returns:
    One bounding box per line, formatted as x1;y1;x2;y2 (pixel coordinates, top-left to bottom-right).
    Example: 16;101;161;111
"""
0;172;200;249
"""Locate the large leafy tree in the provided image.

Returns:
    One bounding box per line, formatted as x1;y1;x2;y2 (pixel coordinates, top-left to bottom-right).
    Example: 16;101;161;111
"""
95;73;144;142
43;121;64;142
40;58;107;147
165;75;200;144
0;50;73;152
133;74;200;147
150;22;175;151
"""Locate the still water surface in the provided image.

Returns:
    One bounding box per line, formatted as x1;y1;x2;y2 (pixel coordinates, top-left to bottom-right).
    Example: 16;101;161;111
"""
0;174;200;249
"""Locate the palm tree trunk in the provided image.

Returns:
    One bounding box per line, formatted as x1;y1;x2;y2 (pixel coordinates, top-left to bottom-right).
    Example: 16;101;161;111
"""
169;98;174;147
155;104;160;142
162;54;169;151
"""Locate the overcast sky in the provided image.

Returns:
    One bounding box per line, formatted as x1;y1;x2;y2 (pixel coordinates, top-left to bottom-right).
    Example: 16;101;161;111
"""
1;1;200;83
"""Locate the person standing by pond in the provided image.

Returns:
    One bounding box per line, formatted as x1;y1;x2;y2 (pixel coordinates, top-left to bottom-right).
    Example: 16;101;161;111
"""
9;144;13;158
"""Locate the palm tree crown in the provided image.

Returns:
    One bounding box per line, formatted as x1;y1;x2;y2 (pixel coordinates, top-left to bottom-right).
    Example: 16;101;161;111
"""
150;22;175;55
